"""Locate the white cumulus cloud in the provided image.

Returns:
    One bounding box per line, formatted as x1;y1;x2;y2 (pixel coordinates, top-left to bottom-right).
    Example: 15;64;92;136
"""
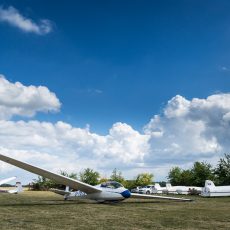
0;76;230;182
0;6;52;35
144;94;230;166
0;75;61;119
0;120;150;181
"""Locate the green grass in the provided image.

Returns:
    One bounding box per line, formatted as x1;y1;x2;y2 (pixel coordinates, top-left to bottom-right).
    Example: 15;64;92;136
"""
0;191;229;229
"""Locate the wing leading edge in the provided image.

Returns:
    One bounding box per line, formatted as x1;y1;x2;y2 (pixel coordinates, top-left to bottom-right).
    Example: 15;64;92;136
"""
0;176;17;186
131;193;192;201
0;154;101;194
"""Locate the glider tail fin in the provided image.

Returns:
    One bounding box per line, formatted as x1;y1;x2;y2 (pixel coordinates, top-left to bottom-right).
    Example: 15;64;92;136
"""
7;182;23;194
205;180;215;188
15;182;23;193
65;186;70;192
166;182;172;189
154;183;162;190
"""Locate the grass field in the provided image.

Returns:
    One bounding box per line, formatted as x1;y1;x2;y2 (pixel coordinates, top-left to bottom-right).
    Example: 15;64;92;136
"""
0;191;229;230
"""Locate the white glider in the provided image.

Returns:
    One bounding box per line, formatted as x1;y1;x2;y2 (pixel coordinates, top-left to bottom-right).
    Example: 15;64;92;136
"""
201;180;230;197
0;154;192;202
152;183;167;194
0;176;23;194
165;183;202;195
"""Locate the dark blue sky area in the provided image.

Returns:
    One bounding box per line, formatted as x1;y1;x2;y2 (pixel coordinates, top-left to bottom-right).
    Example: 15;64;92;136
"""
0;0;230;133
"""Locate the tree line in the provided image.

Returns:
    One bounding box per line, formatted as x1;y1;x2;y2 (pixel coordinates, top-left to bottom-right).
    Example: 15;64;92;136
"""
31;168;154;191
168;154;230;187
30;154;229;190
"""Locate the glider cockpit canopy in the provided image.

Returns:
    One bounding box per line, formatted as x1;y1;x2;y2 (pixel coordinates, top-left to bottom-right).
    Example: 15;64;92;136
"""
100;181;124;189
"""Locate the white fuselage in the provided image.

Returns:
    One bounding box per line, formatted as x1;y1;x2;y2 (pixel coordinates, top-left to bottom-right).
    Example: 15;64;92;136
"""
200;180;230;197
65;185;130;202
164;183;202;195
201;186;230;197
176;187;202;195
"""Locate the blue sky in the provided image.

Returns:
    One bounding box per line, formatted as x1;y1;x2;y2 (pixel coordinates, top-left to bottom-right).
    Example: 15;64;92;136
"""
0;1;230;182
0;0;229;133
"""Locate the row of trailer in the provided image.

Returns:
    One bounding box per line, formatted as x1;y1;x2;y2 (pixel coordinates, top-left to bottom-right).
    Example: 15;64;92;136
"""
131;180;230;197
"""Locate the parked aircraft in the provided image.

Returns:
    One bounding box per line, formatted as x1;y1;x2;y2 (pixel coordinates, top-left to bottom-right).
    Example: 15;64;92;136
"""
150;183;179;194
0;176;23;194
176;186;202;195
152;183;167;194
150;182;201;195
0;154;192;202
166;183;202;195
201;180;230;197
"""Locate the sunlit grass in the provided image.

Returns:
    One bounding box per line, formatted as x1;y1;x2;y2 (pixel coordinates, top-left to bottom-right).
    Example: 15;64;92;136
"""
0;191;229;229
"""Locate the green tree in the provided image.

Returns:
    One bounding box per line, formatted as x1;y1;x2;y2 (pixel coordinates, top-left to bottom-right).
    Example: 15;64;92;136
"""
60;170;77;180
168;167;182;185
191;162;214;187
110;168;125;183
159;181;166;187
123;180;136;190
32;176;57;190
31;171;78;190
79;168;100;185
214;154;230;185
135;173;154;186
98;177;108;184
180;169;193;186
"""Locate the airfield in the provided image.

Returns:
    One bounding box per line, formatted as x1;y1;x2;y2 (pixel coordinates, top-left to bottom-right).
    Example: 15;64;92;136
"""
0;191;229;230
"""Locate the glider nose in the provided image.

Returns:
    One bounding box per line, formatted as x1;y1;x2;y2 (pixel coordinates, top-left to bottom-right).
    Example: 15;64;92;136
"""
121;189;131;198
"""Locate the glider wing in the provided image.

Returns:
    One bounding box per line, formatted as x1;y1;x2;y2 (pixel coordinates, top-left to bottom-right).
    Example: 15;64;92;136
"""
0;154;101;194
0;176;17;186
131;193;192;201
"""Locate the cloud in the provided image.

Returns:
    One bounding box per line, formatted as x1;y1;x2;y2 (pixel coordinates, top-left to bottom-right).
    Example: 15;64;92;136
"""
0;6;52;35
0;120;150;180
219;66;230;72
87;88;103;94
144;94;230;166
76;88;103;95
0;75;61;119
0;76;229;181
0;120;149;164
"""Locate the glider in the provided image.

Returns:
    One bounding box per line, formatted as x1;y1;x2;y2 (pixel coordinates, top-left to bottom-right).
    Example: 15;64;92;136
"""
0;154;192;202
201;180;230;197
0;176;23;194
165;183;202;195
